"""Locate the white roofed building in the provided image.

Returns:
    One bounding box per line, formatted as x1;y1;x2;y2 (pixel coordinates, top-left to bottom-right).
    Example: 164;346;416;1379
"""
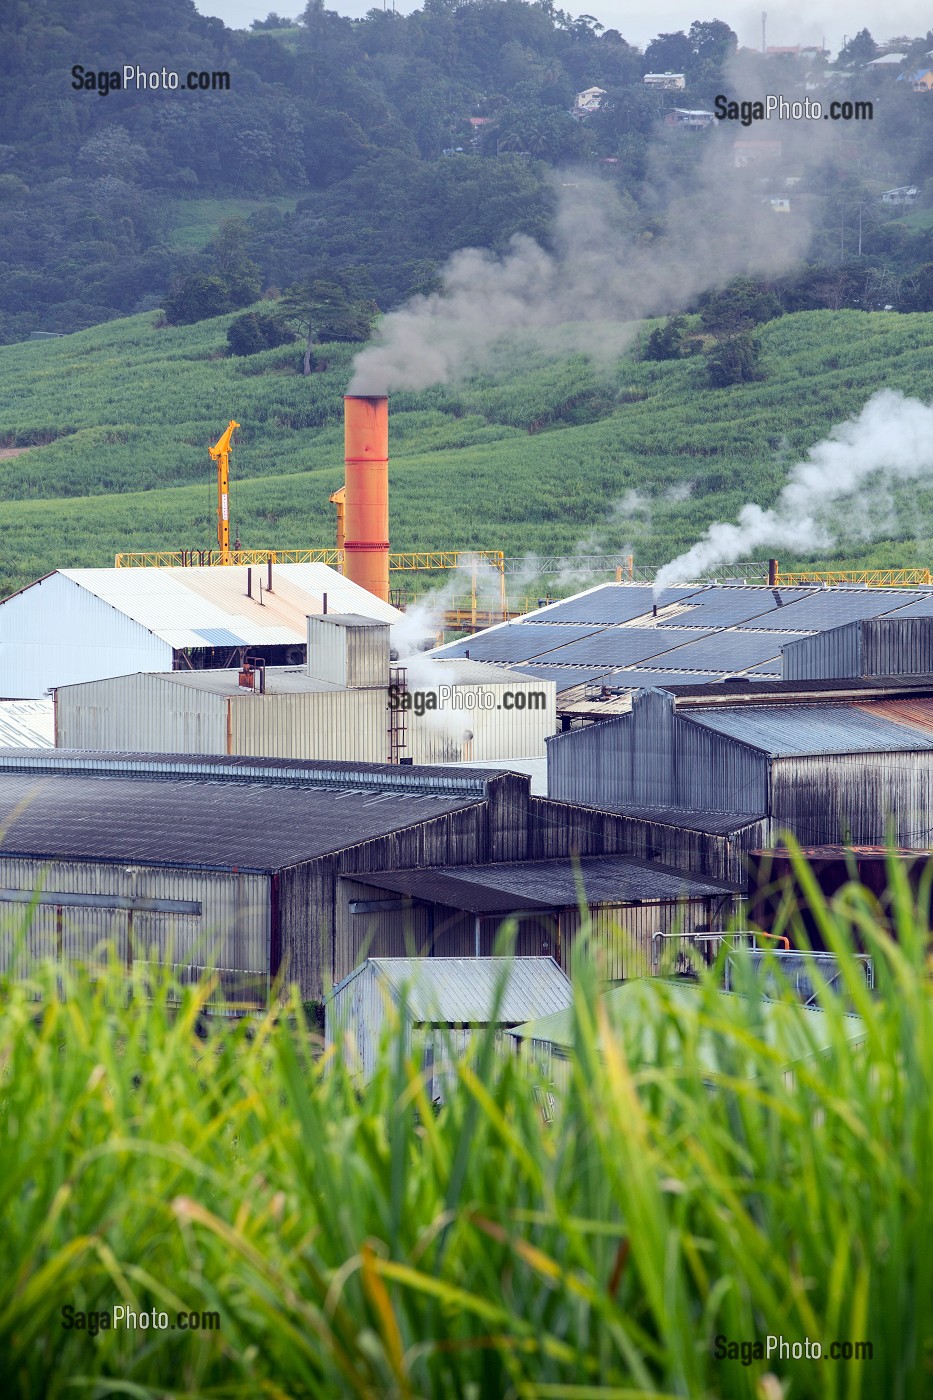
0;563;403;698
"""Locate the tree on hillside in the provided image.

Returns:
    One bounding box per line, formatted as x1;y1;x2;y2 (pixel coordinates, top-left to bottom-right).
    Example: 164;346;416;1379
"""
706;331;764;387
644;31;692;73
840;29;877;66
279;276;378;373
698;280;782;334
642;315;687;361
226;311;296;355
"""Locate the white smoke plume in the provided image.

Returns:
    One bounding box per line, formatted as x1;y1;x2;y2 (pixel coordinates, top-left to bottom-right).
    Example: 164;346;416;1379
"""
348;145;816;395
653;391;933;592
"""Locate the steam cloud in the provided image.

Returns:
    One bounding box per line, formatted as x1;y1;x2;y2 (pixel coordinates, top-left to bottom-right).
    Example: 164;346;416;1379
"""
653;391;933;591
348;139;816;395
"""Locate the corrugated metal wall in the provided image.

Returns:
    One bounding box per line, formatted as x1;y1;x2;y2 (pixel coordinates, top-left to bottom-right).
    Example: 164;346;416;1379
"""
547;691;768;816
782;626;862;680
864;617;933;676
771;752;933;846
0;858;270;990
0;573;173;699
326;962;401;1082
783;617;933;681
407;681;556;763
232;689;388;762
56;674;227;752
558;897;736;980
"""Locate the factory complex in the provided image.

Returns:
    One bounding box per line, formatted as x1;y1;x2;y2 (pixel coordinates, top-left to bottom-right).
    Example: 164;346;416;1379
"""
1;392;932;1036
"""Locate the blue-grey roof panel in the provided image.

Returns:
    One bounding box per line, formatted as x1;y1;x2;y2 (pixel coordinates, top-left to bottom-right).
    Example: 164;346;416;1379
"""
605;669;717;687
659;586;817;629
875;594;933;619
436;623;601;663
736;590;928;633
636;630;792;672
194;627;246;647
526;584;701;625
508;664;615;691
539;628;714;668
687;703;933;755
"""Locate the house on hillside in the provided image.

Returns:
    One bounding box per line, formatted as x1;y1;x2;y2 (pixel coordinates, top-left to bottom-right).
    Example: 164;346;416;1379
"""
573;86;606;115
664;108;715;129
644;72;686;90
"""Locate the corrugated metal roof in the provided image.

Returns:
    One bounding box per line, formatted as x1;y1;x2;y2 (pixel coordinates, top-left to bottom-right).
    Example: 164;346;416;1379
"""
599;805;765;835
509;978;865;1073
358;855;738;913
0;748;504;794
56;565;402;648
357;956;573;1024
862;698;933;734
0;769;480;871
687;702;933;755
432;584;933;690
0;700;54;749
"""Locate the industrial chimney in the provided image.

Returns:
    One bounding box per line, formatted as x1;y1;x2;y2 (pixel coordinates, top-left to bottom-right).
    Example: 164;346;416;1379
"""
343;395;389;602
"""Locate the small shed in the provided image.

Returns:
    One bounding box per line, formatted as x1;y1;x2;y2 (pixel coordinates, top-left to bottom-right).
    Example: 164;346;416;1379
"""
510;978;865;1090
326;955;572;1098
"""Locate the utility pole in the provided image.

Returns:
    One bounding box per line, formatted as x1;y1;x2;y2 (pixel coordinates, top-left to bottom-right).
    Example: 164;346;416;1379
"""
761;11;766;53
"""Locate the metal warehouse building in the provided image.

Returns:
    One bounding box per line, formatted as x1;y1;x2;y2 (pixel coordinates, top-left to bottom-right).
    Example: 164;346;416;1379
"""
782;615;933;681
548;675;933;849
0;751;743;1001
53;614;557;763
430;580;933;718
326;956;572;1096
0;563;402;698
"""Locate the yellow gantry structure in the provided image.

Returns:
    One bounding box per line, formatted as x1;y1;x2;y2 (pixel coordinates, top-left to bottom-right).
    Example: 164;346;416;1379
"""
207;420;239;566
775;568;933;588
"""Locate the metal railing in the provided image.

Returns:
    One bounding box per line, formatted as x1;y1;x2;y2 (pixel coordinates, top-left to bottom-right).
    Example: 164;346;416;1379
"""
775;567;933;588
115;547;505;575
651;930;790;977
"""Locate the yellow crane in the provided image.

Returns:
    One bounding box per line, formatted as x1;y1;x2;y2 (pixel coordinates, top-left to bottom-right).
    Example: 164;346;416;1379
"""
208;419;239;565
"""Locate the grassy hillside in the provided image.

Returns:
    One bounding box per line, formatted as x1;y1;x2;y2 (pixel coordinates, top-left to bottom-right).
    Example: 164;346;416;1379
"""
2;308;933;597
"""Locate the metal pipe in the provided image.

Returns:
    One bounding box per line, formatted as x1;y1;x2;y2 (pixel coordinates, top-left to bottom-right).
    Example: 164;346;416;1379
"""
344;395;389;602
768;557;779;587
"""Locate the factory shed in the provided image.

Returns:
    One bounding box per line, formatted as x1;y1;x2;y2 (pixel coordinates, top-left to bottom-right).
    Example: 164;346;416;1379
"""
510;979;865;1090
783;615;933;681
0;563;403;698
348;856;740;980
431;581;933;718
0;751;750;1000
326;955;572;1095
53;647;556;764
548;678;933;849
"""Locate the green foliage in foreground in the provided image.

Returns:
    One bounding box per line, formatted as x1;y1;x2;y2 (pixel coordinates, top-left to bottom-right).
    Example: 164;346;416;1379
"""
3;308;933;596
1;867;932;1397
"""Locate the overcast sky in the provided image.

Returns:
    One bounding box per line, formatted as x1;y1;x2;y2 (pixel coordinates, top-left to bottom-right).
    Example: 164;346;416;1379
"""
194;0;929;56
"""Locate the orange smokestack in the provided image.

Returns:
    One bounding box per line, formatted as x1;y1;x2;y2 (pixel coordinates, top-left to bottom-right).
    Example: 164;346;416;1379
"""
343;395;389;602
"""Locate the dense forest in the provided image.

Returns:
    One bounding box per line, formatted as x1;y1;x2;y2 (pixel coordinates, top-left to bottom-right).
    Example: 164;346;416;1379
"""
3;1;933;345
